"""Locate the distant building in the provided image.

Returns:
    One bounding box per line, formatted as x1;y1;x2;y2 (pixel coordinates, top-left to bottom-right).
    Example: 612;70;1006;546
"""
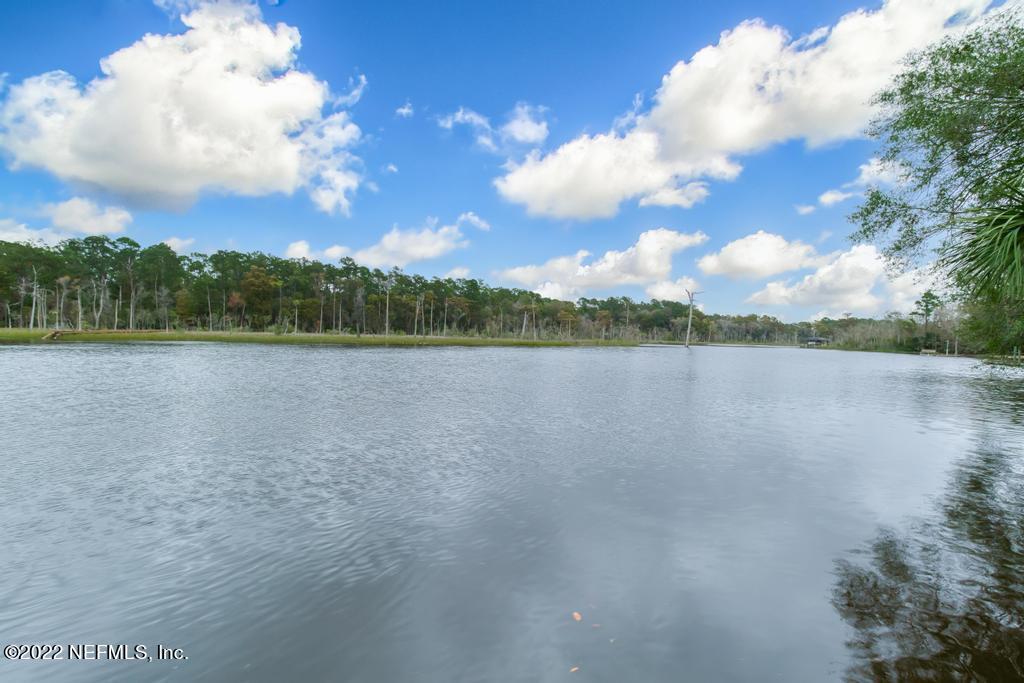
803;336;830;347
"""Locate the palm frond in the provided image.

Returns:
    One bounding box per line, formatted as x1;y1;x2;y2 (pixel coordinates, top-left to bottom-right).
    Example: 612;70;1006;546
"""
942;200;1024;301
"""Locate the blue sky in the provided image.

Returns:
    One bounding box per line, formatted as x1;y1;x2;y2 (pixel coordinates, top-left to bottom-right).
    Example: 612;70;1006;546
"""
0;0;998;319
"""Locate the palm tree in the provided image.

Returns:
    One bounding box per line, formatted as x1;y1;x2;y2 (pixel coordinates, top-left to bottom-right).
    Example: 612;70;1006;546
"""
942;183;1024;302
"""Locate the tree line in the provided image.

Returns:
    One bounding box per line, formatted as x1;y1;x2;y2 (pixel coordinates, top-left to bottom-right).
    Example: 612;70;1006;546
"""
0;236;986;352
0;236;707;340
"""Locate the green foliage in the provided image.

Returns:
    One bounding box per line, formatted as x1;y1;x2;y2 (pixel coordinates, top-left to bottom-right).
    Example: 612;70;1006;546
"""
0;238;987;352
852;11;1024;263
850;11;1024;355
958;296;1024;355
911;289;942;334
239;266;277;323
0;237;720;341
942;194;1024;301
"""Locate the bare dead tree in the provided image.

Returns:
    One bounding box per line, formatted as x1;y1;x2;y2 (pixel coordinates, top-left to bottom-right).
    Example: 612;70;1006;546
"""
685;289;702;348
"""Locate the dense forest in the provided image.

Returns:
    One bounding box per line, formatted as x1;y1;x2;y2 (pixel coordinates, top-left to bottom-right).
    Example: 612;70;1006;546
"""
0;236;983;353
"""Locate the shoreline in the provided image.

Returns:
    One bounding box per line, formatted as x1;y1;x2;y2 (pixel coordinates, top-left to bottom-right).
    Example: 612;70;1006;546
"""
0;328;636;348
0;329;997;359
619;340;985;359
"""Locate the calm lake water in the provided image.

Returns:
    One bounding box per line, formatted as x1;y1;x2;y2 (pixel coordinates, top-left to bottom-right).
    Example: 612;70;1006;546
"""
1;343;1022;682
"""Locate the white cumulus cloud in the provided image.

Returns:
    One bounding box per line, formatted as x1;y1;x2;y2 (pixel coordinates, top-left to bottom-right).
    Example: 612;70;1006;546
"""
323;244;350;260
285;240;314;259
438;107;496;150
496;131;725;220
500;103;548;145
444;266;471;279
294;213;489;269
1;197;131;245
0;218;65;245
645;276;701;302
0;1;364;215
638;182;710;209
498;228;708;299
852;156;906;187
815;156;907;207
747;245;947;316
698;230;827;279
285;239;349;261
819;189;856;206
455;211;489;231
746;244;887;314
44;197;131;235
441;102;550;153
496;0;993;219
352;218;469;268
163;236;196;253
395;101;414;118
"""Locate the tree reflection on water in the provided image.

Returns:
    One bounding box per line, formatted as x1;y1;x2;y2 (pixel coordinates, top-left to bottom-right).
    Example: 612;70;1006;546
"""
833;447;1024;681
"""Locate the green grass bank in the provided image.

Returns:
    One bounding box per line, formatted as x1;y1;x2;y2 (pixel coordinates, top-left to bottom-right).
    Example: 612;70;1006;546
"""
0;328;637;348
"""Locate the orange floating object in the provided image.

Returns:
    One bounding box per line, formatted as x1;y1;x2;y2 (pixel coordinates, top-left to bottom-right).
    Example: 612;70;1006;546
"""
569;666;579;673
572;611;582;622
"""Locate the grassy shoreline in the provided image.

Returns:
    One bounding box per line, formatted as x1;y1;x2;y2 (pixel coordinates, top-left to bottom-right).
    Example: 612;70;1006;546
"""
0;329;1000;359
0;328;636;348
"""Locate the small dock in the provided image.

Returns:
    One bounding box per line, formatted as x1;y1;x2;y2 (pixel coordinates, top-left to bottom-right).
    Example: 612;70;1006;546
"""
802;336;830;348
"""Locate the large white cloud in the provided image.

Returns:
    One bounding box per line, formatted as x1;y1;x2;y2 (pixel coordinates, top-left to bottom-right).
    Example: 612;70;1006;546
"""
746;244;887;314
498;228;707;299
0;219;65;246
645;276;701;302
0;1;364;214
747;245;944;318
350;217;474;268
496;0;992;220
698;230;827;279
44;197;131;235
496;131;721;219
292;213;489;268
0;198;132;245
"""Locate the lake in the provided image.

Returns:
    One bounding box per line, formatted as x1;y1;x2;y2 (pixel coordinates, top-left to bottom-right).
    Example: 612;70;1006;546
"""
1;343;1022;682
